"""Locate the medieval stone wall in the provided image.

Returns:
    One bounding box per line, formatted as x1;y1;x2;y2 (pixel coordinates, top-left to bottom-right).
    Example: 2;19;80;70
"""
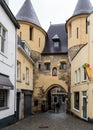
31;50;68;112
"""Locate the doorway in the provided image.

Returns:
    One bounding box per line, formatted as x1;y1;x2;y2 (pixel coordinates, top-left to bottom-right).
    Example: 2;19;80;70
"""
82;91;87;119
47;86;67;112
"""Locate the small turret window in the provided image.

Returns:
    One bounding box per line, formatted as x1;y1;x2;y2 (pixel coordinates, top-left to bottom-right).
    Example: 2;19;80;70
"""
39;38;40;47
69;23;72;38
86;19;88;34
77;27;79;39
29;27;33;40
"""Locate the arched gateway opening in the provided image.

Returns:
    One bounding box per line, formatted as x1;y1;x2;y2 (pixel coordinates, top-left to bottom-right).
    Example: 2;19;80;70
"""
46;84;67;112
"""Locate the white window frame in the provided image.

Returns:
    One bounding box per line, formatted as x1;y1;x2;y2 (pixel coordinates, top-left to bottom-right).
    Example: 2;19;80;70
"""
75;71;77;83
26;67;29;84
17;61;21;81
77;68;81;83
0;90;8;109
74;92;79;111
0;23;7;54
82;67;87;81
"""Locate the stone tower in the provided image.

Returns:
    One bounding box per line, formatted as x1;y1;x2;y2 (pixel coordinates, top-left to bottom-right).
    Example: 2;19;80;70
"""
66;0;93;112
16;0;46;115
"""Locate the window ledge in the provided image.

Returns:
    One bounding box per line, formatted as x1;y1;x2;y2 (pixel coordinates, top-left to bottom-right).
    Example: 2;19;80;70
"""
0;52;7;59
0;107;9;111
59;69;66;71
17;80;22;83
73;108;80;113
74;82;80;85
25;82;29;85
44;70;50;72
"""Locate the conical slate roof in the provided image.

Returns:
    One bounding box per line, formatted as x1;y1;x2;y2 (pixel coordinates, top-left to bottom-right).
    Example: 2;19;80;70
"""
73;0;93;16
16;0;41;27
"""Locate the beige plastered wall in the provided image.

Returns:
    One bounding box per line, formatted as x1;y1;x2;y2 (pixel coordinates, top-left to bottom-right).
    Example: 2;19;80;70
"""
16;48;33;91
71;42;93;119
17;21;46;53
66;15;88;49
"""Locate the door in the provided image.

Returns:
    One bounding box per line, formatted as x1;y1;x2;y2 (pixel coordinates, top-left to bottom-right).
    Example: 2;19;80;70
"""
24;94;32;117
82;97;87;119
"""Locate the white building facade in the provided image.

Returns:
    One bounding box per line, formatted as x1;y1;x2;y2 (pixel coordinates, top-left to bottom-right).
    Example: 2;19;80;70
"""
0;0;19;128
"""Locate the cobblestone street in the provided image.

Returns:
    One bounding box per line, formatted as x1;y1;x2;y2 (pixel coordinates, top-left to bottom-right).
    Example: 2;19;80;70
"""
1;111;93;130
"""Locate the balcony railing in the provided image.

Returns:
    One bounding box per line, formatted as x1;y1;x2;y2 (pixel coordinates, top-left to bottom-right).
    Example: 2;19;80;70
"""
17;36;32;58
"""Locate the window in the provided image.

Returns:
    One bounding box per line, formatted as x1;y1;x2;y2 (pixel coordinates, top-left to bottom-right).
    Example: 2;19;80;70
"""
82;67;87;81
26;67;29;84
75;71;77;83
77;27;79;39
0;24;6;53
53;41;59;47
34;99;38;106
86;19;88;34
69;23;72;38
39;38;40;47
75;68;81;83
0;90;7;108
29;27;33;40
45;63;50;71
74;92;79;110
60;62;66;70
78;68;81;82
52;67;57;76
0;25;1;34
17;61;21;81
38;62;41;70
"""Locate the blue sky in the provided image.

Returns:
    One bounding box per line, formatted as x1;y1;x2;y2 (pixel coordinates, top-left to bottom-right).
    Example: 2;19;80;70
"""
9;0;93;31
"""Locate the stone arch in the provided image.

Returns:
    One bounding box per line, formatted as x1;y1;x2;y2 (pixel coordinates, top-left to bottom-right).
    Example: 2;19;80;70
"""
45;84;67;110
45;84;67;95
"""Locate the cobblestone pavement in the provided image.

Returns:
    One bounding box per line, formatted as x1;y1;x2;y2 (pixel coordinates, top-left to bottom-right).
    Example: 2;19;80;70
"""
1;111;93;130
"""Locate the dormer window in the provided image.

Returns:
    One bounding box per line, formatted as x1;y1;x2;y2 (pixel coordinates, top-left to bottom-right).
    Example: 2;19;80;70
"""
54;41;59;47
52;34;60;48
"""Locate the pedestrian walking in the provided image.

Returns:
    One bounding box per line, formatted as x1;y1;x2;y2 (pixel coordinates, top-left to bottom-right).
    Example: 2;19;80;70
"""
53;102;56;112
41;101;46;112
56;102;60;113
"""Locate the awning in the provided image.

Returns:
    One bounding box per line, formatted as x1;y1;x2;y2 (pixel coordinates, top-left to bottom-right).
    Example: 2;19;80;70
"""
0;73;14;90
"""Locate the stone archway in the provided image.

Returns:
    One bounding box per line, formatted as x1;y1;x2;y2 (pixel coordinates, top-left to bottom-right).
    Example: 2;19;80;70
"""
45;84;67;111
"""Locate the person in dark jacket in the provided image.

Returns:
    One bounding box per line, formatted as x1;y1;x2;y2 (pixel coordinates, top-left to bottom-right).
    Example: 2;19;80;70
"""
56;102;60;113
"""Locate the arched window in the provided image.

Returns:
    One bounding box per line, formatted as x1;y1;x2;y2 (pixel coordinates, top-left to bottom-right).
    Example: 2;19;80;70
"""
52;67;57;76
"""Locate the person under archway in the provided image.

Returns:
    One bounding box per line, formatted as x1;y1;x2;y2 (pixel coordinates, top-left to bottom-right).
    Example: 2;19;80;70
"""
56;102;60;113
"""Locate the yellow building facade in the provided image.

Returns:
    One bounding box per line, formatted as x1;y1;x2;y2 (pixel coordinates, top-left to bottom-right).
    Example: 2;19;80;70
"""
16;0;68;113
66;0;93;121
16;37;34;120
